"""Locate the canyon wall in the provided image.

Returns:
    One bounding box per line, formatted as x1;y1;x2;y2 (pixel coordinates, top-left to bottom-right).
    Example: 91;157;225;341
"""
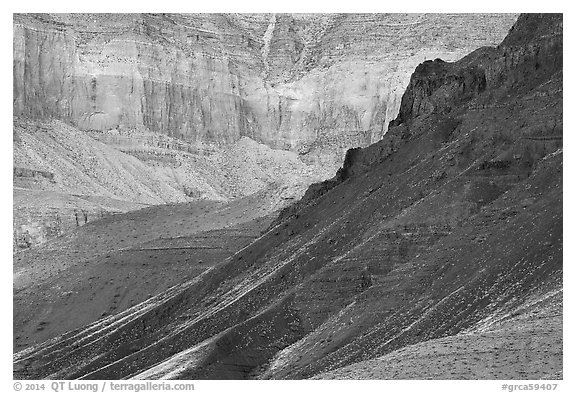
12;13;518;250
14;13;518;172
14;13;563;379
13;118;321;250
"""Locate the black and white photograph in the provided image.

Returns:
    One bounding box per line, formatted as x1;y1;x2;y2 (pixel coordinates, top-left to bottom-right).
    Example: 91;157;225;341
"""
6;2;568;389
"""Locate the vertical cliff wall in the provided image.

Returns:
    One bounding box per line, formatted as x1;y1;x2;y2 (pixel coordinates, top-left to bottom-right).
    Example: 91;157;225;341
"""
13;13;518;172
13;13;563;380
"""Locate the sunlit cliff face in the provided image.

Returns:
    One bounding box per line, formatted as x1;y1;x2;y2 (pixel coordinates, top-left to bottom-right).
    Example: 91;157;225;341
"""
13;13;517;172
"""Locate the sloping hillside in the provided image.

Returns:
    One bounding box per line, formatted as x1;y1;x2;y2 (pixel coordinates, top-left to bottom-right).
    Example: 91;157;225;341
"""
14;187;288;352
13;14;562;380
13;118;322;250
13;13;517;250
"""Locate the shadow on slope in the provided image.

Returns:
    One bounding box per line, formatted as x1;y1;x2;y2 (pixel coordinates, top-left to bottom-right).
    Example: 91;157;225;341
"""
13;186;294;352
13;13;562;380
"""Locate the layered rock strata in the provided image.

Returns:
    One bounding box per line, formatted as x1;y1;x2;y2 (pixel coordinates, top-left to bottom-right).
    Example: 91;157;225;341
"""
13;14;562;380
14;13;517;171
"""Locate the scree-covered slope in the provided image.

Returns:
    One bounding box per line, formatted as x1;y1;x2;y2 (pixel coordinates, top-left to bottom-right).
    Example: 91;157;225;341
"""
13;13;561;380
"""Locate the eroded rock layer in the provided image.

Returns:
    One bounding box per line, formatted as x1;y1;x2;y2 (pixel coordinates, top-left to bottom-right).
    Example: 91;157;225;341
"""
14;13;517;171
13;117;321;249
14;14;562;380
13;13;518;249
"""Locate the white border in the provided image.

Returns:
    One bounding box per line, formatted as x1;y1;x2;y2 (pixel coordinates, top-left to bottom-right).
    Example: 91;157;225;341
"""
2;3;572;392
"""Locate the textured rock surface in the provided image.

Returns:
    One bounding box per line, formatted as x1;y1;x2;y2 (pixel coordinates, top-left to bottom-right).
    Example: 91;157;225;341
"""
12;13;518;249
13;195;277;351
14;13;517;172
14;14;562;380
13;117;322;249
315;292;562;379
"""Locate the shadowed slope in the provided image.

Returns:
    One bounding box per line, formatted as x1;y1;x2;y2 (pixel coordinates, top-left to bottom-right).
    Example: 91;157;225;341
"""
13;187;291;352
13;14;562;380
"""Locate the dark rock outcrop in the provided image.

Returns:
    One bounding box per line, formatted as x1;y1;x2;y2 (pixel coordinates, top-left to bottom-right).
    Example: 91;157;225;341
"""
13;14;562;380
12;13;518;249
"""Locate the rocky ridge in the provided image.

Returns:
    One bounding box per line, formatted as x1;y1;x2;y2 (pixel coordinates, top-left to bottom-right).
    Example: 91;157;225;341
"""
13;14;562;380
13;13;517;250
